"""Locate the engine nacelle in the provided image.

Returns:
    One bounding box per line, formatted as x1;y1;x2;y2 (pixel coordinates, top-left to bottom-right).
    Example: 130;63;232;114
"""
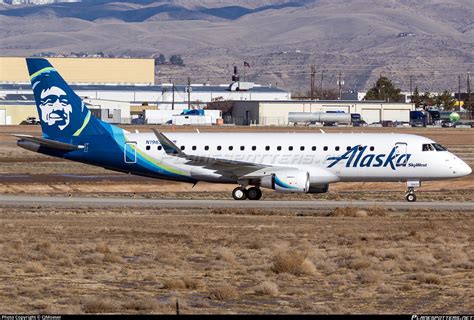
308;184;329;194
261;170;310;193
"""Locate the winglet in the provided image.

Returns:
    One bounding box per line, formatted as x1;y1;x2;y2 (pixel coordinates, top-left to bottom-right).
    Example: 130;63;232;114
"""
151;129;183;156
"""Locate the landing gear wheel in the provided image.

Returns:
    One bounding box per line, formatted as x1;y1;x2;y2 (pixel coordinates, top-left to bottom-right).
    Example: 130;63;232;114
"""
406;193;417;202
232;187;247;200
247;187;262;200
405;186;417;202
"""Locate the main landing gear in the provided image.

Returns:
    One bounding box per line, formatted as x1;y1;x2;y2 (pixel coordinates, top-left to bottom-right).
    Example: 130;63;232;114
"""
232;186;262;201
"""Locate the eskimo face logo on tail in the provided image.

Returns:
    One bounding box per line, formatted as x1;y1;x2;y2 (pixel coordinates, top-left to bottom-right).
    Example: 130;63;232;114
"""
38;86;72;130
327;145;412;170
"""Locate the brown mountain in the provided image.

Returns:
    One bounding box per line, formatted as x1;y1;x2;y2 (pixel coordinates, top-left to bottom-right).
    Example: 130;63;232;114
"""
1;0;472;92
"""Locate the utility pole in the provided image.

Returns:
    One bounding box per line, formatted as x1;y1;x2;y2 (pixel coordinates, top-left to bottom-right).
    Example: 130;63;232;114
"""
337;70;344;100
320;70;324;99
467;72;472;119
187;77;191;109
409;75;413;99
172;83;175;110
310;64;315;100
458;75;462;111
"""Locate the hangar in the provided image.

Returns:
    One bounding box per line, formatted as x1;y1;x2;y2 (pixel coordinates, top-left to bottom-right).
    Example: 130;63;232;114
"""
225;100;415;125
0;57;154;85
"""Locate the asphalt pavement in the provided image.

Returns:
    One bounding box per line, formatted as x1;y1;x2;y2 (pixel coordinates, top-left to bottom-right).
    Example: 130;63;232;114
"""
0;195;472;211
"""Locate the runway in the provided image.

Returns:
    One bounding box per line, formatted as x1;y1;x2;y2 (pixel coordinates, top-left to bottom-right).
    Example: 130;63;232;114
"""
0;195;472;211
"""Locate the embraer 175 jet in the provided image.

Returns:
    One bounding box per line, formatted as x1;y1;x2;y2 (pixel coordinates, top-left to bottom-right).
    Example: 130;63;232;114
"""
16;58;472;202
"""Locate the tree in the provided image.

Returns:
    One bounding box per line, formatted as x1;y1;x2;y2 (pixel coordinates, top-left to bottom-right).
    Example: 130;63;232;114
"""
464;74;473;116
364;76;402;102
155;54;166;65
411;86;422;108
421;91;434;107
436;91;455;109
169;54;184;66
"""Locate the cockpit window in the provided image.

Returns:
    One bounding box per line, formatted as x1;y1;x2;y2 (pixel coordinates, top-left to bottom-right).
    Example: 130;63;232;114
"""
422;144;434;151
432;143;447;151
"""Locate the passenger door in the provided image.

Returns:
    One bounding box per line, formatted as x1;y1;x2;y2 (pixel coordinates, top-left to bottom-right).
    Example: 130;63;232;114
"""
395;142;408;166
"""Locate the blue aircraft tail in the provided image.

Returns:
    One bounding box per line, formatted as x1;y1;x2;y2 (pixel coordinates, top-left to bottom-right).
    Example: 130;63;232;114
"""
26;58;107;139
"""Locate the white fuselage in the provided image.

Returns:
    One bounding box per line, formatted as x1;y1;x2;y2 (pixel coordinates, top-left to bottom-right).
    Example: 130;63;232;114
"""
124;132;471;185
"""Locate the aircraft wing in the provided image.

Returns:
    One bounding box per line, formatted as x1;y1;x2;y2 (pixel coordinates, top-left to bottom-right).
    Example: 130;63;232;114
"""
13;134;83;151
152;129;290;179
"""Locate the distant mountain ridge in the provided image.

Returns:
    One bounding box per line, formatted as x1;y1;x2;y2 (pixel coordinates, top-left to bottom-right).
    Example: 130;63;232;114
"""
0;0;472;92
0;1;306;22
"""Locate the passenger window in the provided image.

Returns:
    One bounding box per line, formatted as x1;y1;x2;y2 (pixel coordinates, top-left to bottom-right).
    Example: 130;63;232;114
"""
323;146;328;151
146;145;150;151
205;146;209;151
288;146;293;151
252;146;257;151
347;146;351;151
157;146;162;151
422;144;434;151
312;146;316;151
335;146;340;151
277;146;282;151
229;146;233;151
265;146;270;151
241;146;245;151
217;146;222;151
358;146;363;151
300;146;305;151
192;146;197;151
370;146;374;151
180;146;185;151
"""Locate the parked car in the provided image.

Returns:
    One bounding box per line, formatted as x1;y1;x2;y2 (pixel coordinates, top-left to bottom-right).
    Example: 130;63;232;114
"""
441;120;455;128
381;120;394;127
20;117;40;125
352;120;367;127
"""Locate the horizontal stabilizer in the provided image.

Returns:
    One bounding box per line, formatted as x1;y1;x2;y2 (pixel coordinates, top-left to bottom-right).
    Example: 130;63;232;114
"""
152;129;184;156
13;134;82;151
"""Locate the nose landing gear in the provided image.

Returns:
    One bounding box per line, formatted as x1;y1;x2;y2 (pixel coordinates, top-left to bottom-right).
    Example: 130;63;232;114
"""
405;187;417;202
405;180;420;202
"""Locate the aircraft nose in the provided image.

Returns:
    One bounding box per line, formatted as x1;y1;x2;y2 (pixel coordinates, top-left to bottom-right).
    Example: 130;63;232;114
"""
460;161;472;176
455;159;472;177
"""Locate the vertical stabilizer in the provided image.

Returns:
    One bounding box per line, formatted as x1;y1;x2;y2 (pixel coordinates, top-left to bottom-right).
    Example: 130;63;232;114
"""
26;58;104;139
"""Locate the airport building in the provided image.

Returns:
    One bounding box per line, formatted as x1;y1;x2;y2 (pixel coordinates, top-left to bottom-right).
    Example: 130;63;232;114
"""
0;57;291;124
211;100;415;125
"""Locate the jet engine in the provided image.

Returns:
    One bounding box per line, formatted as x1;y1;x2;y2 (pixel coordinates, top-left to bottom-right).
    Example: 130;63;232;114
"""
260;170;310;193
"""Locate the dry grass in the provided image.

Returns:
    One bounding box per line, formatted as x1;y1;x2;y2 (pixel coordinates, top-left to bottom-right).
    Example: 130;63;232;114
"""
82;298;119;314
122;298;160;313
410;273;442;285
329;206;386;217
162;279;186;290
24;262;46;273
0;206;472;314
209;284;239;301
95;241;111;254
272;249;316;276
254;281;279;297
217;247;236;264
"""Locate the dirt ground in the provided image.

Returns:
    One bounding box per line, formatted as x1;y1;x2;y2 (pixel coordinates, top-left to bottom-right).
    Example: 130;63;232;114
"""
0;207;472;314
0;125;473;314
